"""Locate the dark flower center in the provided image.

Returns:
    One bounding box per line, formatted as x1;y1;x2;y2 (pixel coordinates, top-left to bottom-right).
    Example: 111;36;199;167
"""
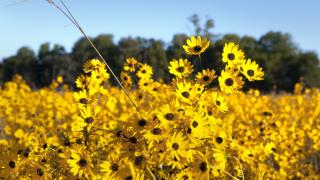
247;69;255;77
187;127;192;134
177;67;185;73
23;149;30;158
42;143;47;150
228;53;235;60
182;175;189;180
194;46;202;52
172;143;179;150
64;140;71;147
215;100;221;106
182;91;190;98
123;76;128;81
79;98;88;104
165;113;175;120
152;128;162;135
85;117;94;123
76;138;82;144
141;70;146;74
263;111;272;116
125;176;133;180
37;168;44;176
200;162;207;172
111;163;119;171
8;161;15;168
78;159;87;167
216;137;223;144
134;155;144;166
138;119;147;127
130;137;137;144
225;78;234;86
202;76;210;81
192;121;198;128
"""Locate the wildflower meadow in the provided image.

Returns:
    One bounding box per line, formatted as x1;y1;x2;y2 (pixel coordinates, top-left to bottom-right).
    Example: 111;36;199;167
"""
1;1;320;180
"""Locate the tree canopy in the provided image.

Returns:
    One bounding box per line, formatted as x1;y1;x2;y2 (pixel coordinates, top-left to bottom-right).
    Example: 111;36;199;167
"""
1;16;319;92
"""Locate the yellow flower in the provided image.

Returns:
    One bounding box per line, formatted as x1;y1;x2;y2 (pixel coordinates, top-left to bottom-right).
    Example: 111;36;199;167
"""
168;59;193;78
73;89;89;106
196;69;217;85
166;132;188;161
212;129;230;150
83;58;105;73
78;106;101;129
124;57;138;72
241;59;264;81
212;92;228;113
222;42;245;68
176;81;197;104
75;75;89;89
136;64;153;80
67;146;93;179
157;103;179;125
218;68;244;94
120;72;132;89
138;78;154;92
183;36;210;55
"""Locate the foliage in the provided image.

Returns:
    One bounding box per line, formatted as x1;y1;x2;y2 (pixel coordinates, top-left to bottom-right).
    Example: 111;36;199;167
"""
1;30;319;92
1;36;320;179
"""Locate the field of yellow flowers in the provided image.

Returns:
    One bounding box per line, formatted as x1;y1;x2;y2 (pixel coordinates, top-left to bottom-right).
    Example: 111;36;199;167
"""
0;36;320;179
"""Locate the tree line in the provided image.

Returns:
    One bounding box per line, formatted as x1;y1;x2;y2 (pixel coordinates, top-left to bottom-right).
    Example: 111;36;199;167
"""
1;16;320;92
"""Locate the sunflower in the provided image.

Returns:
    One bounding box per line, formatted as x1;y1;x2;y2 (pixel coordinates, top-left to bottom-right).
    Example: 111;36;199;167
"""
75;75;89;89
28;165;52;180
196;69;217;85
211;150;227;176
83;59;105;73
91;69;110;83
120;72;132;89
100;153;126;179
212;129;230;150
241;59;264;81
149;81;162;97
183;36;210;56
0;148;19;178
124;57;138;72
184;110;211;139
265;142;277;155
212;92;228;113
78;106;101;130
168;59;194;78
176;81;196;104
241;148;256;163
222;42;245;68
67;146;93;179
175;168;194;180
190;153;210;180
144;124;168;146
233;165;243;178
157;103;179;125
73;89;89;106
218;68;244;94
166;132;188;161
136;64;153;80
138;78;154;92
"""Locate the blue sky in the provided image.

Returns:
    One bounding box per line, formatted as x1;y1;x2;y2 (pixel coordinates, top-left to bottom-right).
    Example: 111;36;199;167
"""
1;0;320;59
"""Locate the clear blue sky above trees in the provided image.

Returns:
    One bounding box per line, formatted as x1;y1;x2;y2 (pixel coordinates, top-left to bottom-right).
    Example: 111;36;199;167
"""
1;0;320;59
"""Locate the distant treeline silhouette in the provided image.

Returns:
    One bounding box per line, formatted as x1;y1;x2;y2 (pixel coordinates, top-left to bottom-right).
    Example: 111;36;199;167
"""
0;31;319;92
